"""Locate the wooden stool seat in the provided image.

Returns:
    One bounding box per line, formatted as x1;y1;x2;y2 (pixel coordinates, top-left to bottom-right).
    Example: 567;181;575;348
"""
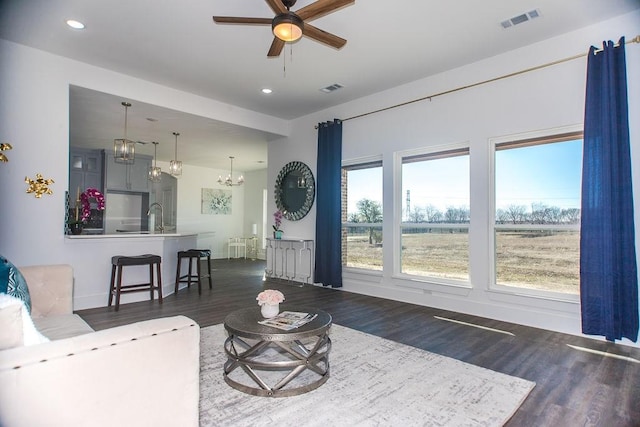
175;249;212;295
109;254;163;311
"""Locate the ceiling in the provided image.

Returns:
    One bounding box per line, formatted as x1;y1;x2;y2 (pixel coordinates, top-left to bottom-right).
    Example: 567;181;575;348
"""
1;0;638;170
67;85;275;172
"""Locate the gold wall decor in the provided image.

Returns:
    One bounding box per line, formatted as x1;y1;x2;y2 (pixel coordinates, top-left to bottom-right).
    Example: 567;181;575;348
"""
25;173;54;198
0;143;12;162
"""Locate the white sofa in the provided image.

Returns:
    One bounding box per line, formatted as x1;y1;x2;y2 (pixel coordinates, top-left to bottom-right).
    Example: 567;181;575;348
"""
0;264;200;427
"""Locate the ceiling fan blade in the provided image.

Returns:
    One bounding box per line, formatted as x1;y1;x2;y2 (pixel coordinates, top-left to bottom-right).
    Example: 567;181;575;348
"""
297;0;354;22
303;24;347;49
267;38;285;57
265;0;287;15
212;16;272;25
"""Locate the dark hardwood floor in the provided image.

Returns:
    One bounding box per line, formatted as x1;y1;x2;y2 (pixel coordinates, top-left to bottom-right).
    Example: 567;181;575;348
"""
77;259;640;426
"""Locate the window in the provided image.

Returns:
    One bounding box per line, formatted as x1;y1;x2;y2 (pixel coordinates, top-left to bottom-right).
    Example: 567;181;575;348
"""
493;132;583;295
342;160;383;270
400;147;470;281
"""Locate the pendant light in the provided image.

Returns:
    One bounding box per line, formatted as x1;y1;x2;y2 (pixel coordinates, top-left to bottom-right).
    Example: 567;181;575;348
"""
169;131;182;176
148;141;162;182
218;156;244;186
113;102;135;164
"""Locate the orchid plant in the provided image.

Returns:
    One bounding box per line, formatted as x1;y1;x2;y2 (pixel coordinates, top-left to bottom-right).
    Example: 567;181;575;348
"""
256;289;285;306
70;188;106;225
80;188;106;222
273;210;283;232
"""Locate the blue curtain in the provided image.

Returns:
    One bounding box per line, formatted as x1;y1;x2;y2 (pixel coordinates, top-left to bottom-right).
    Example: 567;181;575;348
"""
315;119;343;287
580;37;638;342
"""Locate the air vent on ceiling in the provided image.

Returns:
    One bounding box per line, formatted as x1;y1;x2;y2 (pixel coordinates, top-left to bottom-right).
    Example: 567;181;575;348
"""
320;83;344;93
500;9;541;29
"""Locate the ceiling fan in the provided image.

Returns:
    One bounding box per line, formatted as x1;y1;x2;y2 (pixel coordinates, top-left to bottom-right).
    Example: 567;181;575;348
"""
213;0;354;57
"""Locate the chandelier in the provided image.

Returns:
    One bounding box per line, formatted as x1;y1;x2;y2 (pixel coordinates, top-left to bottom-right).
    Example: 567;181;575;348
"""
169;131;182;176
218;156;244;186
113;101;135;164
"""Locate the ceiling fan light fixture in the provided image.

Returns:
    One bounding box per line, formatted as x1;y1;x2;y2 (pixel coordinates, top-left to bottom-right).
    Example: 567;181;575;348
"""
272;12;303;42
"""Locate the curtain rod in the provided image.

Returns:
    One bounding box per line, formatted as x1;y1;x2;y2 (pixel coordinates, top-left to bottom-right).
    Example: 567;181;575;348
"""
317;35;640;128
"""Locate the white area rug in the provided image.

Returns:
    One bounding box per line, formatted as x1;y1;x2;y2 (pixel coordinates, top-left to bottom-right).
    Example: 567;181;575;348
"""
199;323;535;426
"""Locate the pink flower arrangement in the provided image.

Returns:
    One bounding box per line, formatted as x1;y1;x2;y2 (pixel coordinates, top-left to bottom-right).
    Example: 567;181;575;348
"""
80;188;106;222
256;289;285;306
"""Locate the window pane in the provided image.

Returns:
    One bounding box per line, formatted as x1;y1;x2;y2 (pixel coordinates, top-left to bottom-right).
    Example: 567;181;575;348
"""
495;137;582;294
401;227;468;279
343;225;383;271
401;150;470;280
342;164;383;269
495;229;579;293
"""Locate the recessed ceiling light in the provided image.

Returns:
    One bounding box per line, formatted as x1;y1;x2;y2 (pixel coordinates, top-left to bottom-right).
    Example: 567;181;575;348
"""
261;88;273;94
66;19;85;29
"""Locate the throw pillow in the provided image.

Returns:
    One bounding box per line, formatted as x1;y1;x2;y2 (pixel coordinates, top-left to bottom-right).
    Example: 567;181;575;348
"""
0;255;32;313
0;293;49;347
0;301;23;350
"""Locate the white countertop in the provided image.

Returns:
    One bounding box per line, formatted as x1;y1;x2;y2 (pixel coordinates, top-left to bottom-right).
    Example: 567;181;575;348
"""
266;237;314;242
66;231;198;239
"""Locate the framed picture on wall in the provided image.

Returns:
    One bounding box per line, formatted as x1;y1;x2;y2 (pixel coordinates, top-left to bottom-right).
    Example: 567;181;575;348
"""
201;188;232;215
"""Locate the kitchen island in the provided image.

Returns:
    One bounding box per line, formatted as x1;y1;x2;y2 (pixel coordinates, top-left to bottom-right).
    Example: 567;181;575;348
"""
64;231;203;309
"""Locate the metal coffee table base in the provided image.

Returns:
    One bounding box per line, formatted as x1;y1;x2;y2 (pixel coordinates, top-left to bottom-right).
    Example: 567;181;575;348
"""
223;332;331;397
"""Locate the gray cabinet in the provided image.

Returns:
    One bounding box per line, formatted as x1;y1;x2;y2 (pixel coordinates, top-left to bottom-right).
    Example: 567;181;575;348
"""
105;153;152;192
69;147;104;196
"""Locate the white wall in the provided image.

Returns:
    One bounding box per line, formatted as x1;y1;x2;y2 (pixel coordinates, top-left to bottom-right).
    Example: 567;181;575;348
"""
269;11;640;347
244;168;267;258
0;39;285;308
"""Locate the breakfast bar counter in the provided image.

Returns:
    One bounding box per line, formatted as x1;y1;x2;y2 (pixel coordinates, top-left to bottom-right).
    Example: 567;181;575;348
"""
66;231;197;239
64;232;201;310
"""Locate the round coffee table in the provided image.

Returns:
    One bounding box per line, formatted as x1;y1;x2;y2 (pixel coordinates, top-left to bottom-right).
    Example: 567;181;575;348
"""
223;307;332;397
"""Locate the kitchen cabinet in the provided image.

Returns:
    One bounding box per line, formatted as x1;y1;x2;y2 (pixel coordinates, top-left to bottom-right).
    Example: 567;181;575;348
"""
105;153;152;192
69;147;104;196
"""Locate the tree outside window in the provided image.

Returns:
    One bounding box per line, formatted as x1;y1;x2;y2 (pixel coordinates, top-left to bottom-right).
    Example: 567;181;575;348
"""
342;162;383;270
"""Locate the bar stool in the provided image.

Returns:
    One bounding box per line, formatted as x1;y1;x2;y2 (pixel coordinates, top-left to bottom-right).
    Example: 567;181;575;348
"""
108;254;163;311
175;249;212;295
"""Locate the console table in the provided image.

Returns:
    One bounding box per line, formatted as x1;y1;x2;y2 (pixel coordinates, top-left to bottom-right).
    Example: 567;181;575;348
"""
265;238;314;284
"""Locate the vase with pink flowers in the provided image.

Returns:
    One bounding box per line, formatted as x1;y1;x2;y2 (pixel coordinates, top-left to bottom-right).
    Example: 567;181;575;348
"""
256;289;285;318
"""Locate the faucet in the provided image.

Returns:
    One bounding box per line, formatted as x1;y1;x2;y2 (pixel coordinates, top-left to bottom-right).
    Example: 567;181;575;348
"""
147;202;164;233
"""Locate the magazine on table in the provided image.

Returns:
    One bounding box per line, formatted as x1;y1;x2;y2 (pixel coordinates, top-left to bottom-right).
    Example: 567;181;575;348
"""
259;311;318;331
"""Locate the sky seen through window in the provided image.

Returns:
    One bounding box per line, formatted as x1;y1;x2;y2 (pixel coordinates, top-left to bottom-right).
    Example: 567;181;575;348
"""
346;139;582;219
